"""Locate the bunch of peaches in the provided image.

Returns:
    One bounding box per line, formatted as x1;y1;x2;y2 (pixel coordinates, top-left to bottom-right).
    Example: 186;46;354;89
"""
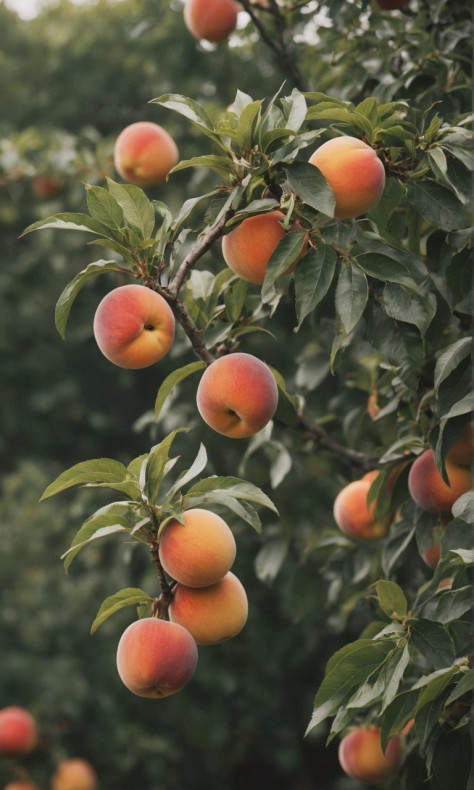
0;706;96;790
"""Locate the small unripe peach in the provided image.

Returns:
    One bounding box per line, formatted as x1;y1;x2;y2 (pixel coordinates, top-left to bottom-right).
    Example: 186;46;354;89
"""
159;508;236;588
408;449;471;515
338;725;402;783
93;284;175;369
184;0;238;43
196;352;279;438
51;758;97;790
0;706;37;757
116;618;198;698
169;571;248;644
113;121;179;187
222;211;307;285
333;471;391;539
309;136;385;219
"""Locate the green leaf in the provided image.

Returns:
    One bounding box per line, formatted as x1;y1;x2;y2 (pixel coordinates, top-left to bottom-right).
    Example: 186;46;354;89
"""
335;262;368;335
305;638;394;734
85;184;124;230
444;668;474;707
434;337;471;393
40;458;141;501
165;443;208;501
356;253;419;291
184;490;262;532
376;580;408;620
145;429;189;505
90;588;153;635
380;690;419;749
184;476;278;515
171;155;235;178
106;179;155;238
55;260;133;339
261;231;307;300
294;244;337;329
152;93;225;150
410;181;469;232
21;212;114;237
155;361;206;421
236;99;263;149
383;283;436;337
413;666;461;713
285;161;336;216
408;618;456;669
61;502;136;572
269;366;301;429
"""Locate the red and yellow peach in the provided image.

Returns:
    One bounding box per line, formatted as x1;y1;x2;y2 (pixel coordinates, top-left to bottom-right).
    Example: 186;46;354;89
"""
51;759;97;790
338;725;402;783
116;617;198;698
184;0;239;43
113;121;179;187
333;471;391;539
0;706;37;757
93;284;175;369
196;352;279;438
408;449;471;515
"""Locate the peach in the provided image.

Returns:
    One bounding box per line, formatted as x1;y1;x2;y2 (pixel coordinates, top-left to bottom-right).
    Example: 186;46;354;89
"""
338;725;402;783
446;424;472;467
159;508;236;588
408;449;471;515
93;284;175;369
32;174;62;198
196;352;279;438
184;0;238;43
333;471;391;539
116;617;198;698
51;759;97;790
420;543;441;570
4;783;42;790
222;211;307;285
308;136;385;219
169;571;248;644
113;121;179;187
0;706;37;757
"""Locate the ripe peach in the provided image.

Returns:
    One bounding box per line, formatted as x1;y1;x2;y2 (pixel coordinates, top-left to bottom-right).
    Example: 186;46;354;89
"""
116;617;198;698
93;284;175;369
446;424;472;467
51;759;97;790
159;508;236;588
338;725;402;783
408;449;471;515
420;542;441;570
4;782;41;790
222;211;307;285
196;352;279;438
333;471;391;539
169;571;248;644
113;121;179;187
308;136;385;219
0;706;37;757
184;0;238;43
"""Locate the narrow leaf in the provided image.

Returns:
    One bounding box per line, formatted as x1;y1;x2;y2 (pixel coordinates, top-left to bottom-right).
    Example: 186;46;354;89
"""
335;262;368;335
155;361;206;420
294;244;337;328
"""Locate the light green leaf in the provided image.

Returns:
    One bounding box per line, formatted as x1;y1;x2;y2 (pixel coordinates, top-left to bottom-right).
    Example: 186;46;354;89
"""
171;155;235;178
165;443;208;501
90;588;153;635
106;179;155;238
376;580;408;620
145;429;189;505
184;476;278;514
155;361;206;421
41;458;136;500
85;184;124;230
21;212;115;237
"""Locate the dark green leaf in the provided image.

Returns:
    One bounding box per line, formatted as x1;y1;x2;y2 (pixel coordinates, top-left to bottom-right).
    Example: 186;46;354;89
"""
408;618;456;669
335;262;368;335
410;181;469;232
294;244;337;329
285;161;336;216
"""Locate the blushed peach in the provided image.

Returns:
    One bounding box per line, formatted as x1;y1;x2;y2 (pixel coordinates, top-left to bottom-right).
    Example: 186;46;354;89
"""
446;424;472;467
184;0;238;43
222;211;307;285
93;284;175;369
308;136;385;219
333;471;391;539
408;449;471;515
159;508;236;588
420;543;441;569
51;759;97;790
196;352;279;438
113;121;179;187
0;706;37;757
4;782;42;790
338;725;402;783
169;571;248;644
116;618;198;698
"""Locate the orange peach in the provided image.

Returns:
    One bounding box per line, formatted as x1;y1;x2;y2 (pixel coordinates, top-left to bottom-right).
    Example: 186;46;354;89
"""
116;617;198;698
51;759;97;790
196;352;279;438
446;424;472;467
333;471;391;539
408;449;471;515
222;211;307;285
169;571;248;644
0;706;37;757
308;136;385;219
4;783;42;790
159;508;236;588
93;284;175;369
113;121;179;187
338;725;402;783
184;0;238;43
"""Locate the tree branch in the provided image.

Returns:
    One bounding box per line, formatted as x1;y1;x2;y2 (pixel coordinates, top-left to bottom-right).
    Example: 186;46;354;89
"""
297;417;377;472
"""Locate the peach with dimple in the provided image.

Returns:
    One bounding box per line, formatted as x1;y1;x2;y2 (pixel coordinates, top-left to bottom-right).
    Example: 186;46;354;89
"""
309;136;385;219
169;571;248;644
196;352;279;438
113;121;179;187
116;618;198;698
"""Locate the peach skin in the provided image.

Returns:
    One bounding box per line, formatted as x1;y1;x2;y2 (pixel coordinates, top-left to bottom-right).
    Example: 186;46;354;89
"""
169;571;248;644
308;136;385;219
113;121;179;187
196;352;279;438
338;725;402;783
333;471;392;539
93;284;175;369
408;449;471;515
116;617;198;698
159;508;236;588
222;211;307;285
51;758;97;790
4;783;42;790
446;424;472;467
184;0;239;43
0;706;37;756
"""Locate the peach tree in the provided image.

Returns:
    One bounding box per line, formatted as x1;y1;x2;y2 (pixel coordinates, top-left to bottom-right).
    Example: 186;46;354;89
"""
19;1;472;788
